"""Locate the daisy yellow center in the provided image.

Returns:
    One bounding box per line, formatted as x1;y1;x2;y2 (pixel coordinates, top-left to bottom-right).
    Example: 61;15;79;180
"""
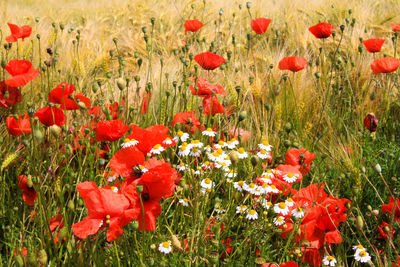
206;128;212;132
106;215;110;219
238;181;244;186
212;152;219;157
241;205;247;209
193;140;199;144
153;144;161;149
277;217;283;222
238;147;245;153
165;137;171;141
267;202;272;206
357;245;364;249
111;186;116;191
217;148;223;154
204;161;210;165
260;150;267;154
249;210;256;215
263;141;269;146
180;163;185;167
192;148;199;152
249;183;255;189
327;256;334;261
359;251;366;257
278;202;286;209
287;198;293;202
231;138;237;142
267;169;272;173
296;207;303;212
271;185;277;189
139;165;145;169
204;178;211;184
180;146;187;151
162;242;170;248
228;170;233;173
221;162;226;166
287;173;294;178
124;138;130;143
262;183;268;188
218;141;224;145
177;131;184;137
227;141;231;144
183;198;188;202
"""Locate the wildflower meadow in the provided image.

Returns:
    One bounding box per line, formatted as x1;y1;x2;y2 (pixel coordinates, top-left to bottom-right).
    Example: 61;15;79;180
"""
1;0;400;266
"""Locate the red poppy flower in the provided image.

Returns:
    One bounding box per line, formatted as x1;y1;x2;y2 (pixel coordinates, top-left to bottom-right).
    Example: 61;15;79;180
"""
18;175;37;206
95;119;129;142
202;95;225;115
377;221;395;240
285;148;316;174
279;261;299;267
5;60;39;87
229;127;251;142
6;113;31;136
251;18;272;34
171;111;201;133
128;124;170;155
72;181;138;242
109;146;145;178
363;113;378;132
89;102;119;120
34;106;66;127
120;163;177;231
48;82;78;109
0;82;22;108
194;52;226;70
362;38;385;53
261;263;278;267
308;22;334;39
6;23;32;43
141;92;151;114
371;57;400;74
74;93;91;108
382;197;400;222
391;22;400;31
189;77;226;97
278;57;307;72
49;213;64;243
184;19;204;34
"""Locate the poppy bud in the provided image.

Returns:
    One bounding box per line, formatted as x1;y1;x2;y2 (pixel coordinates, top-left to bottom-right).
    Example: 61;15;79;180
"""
132;220;139;229
151;17;156;26
15;255;24;267
246;33;252;41
26;176;34;188
68;200;75;210
246;2;252;9
230;151;239;164
106;72;112;79
38;249;48;265
314;72;321;79
356;215;364;231
371;209;379;216
332;31;336;38
373;163;382;174
284;140;291;147
340;25;345;32
36;34;40;39
34;129;44;142
383;225;390;233
142;27;147;34
58;226;68;241
227;51;232;60
367;205;372;211
116;78;126;90
249;76;255;84
1;59;6;69
136;184;144;193
251;155;259;167
285;122;292;133
50;125;62;137
27;251;36;265
364;113;378;132
138;58;143;68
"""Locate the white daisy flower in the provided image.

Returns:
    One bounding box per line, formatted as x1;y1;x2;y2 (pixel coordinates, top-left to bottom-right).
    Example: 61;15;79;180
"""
200;178;214;189
236;205;248;214
237;147;248;159
201;161;212;170
256;150;272;160
139;165;148;174
190;147;202;157
262;169;276;178
121;138;139;148
266;184;280;194
229;138;239;147
292;207;305;219
179;198;189;206
110;186;118;193
175;186;183;193
158;241;172;254
177;163;186;172
215;207;226;214
150;144;165;155
226;178;233;183
243;182;257;194
260;183;270;194
216;213;225;221
204;145;212;153
214;140;226;149
174;131;189;142
224;169;237;178
190;139;204;149
259;176;272;185
273;216;286;226
258;140;273;151
285;198;295;207
352;245;366;255
162;137;174;145
274;202;290;216
354;250;371;263
246;209;258;220
261;199;273;209
322;255;337;266
233;180;246;191
202;128;216;137
283;172;299;183
178;144;190;157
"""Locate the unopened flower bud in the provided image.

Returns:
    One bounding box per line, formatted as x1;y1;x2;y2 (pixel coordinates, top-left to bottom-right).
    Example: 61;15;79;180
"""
116;78;126;90
373;163;382;174
356;215;364;231
38;249;48;265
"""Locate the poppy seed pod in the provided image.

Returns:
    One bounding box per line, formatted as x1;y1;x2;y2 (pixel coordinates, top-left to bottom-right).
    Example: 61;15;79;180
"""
116;78;126;90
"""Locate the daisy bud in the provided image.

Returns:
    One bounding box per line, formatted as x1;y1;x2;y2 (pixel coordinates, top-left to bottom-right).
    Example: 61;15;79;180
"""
116;78;126;90
371;210;379;216
356;215;364;231
1;59;6;69
38;249;48;265
15;255;24;267
373;163;382;174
